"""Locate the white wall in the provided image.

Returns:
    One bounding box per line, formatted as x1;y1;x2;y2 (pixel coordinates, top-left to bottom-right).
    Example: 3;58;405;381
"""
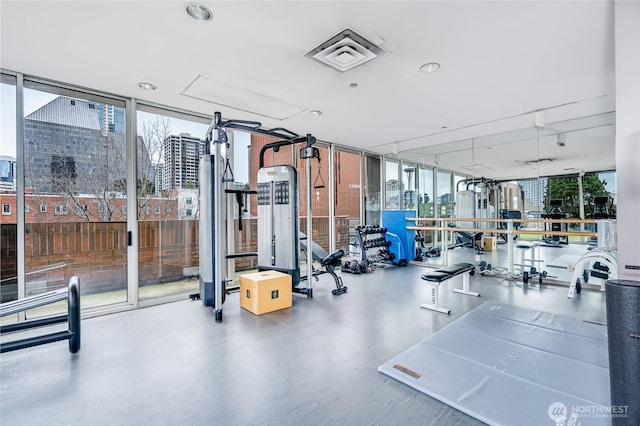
615;0;640;280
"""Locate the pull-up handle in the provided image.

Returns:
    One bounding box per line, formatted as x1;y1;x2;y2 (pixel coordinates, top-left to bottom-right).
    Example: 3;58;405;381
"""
313;158;325;189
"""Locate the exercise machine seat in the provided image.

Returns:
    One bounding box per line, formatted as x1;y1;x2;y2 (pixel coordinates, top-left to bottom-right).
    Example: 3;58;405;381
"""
321;249;344;267
421;271;452;282
421;263;475;282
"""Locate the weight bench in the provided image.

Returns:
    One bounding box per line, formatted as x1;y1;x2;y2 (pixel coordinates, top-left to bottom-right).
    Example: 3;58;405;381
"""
299;233;348;295
420;263;478;314
1;276;81;353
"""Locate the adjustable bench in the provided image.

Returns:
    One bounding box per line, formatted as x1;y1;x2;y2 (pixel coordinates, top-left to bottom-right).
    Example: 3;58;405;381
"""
300;233;348;295
420;263;478;314
1;276;81;353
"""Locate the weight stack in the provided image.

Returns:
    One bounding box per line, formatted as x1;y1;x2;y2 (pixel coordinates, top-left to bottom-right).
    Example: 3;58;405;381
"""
605;279;640;425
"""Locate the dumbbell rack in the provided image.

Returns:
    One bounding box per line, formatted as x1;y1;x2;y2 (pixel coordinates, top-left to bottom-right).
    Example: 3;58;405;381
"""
355;225;394;268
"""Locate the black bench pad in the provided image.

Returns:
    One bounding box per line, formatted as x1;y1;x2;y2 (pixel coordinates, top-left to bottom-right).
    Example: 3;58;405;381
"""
421;263;475;282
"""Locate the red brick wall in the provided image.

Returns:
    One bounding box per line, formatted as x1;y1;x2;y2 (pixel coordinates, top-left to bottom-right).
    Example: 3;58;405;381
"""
0;192;178;224
2;216;348;301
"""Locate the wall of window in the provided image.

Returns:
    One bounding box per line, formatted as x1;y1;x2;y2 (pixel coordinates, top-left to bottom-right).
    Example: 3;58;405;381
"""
384;159;399;210
334;149;360;253
20;82;130;315
2;70;486;318
0;75;17;312
136;107;209;302
364;155;381;225
401;163;417;210
297;145;331;252
417;167;435;244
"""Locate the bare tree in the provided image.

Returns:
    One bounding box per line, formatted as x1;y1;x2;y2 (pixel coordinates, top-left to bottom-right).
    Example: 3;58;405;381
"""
137;116;176;220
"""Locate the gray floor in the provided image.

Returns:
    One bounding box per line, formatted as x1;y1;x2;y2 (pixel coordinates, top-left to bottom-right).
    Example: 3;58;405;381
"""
0;258;607;426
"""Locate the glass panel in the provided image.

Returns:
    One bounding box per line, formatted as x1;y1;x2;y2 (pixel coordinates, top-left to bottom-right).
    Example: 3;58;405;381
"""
364;155;381;225
1;77;17;320
384;159;399;210
417;167;434;245
436;171;452;218
298;146;330;252
401;163;417;210
334;149;360;253
136;110;208;301
23;87;128;315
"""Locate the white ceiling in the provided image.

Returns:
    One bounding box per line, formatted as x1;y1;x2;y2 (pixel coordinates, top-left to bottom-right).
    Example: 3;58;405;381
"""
0;1;616;180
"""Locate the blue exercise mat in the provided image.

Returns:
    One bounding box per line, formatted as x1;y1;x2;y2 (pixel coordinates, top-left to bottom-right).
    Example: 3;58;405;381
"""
379;301;613;426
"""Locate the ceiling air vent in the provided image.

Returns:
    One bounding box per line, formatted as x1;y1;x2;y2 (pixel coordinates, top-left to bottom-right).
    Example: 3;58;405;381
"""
304;28;388;73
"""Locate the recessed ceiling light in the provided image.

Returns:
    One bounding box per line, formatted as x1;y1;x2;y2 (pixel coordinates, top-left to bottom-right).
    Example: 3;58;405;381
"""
185;3;212;21
137;82;157;91
419;62;440;73
309;110;323;117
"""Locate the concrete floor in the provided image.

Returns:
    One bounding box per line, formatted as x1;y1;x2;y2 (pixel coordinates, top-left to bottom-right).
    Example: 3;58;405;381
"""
0;260;607;425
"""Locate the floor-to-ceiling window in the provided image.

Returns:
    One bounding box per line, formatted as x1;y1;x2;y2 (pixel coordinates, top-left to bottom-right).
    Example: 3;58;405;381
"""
135;106;209;301
401;163;417;210
297;145;330;252
22;83;129;313
436;171;453;218
436;170;453;244
334;148;360;252
417;167;435;245
364;155;381;225
0;74;17;315
384;159;399;210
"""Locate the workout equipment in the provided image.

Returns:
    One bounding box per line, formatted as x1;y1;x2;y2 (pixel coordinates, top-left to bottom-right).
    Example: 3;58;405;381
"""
588;196;613;246
513;242;548;284
257;165;300;284
541;199;568;247
414;231;441;261
299;232;347;295
447;223;483;254
198;112;306;322
497;209;521;244
341;259;370;274
420;263;477;314
256;133;341;298
239;270;292;315
379;301;610;426
381;210;416;262
592;196;613;219
354;225;397;268
455;178;502;229
568;219;617;297
568;248;618;297
1;276;80;353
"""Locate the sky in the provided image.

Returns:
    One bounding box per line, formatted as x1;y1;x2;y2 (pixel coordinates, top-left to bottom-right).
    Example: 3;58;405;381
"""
0;83;250;183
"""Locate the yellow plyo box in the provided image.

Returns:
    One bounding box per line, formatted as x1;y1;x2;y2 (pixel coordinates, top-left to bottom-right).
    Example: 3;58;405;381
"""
483;236;497;251
239;270;292;315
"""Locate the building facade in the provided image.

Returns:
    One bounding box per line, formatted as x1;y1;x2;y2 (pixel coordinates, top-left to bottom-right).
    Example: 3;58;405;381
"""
160;134;205;191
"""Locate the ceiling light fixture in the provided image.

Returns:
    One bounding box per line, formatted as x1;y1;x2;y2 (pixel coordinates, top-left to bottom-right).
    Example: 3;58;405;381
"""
137;82;157;91
309;110;323;117
419;62;440;73
185;3;213;21
349;83;358;88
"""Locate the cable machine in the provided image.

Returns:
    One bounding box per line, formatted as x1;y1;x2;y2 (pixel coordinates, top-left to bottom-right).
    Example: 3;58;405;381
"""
198;112;326;323
257;134;327;297
199;112;310;323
